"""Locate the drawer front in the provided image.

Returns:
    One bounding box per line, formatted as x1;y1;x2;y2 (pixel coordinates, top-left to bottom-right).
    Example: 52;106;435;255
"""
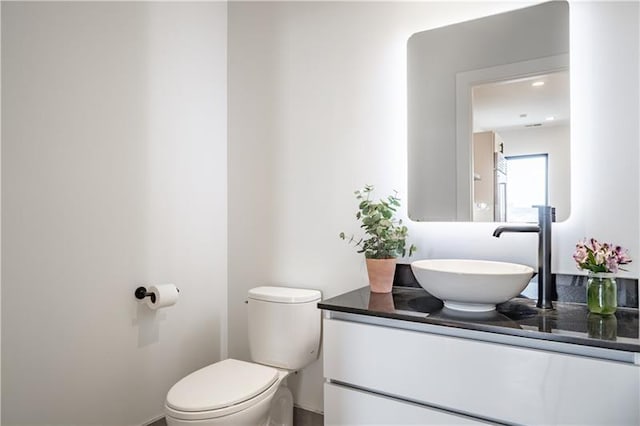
324;382;488;425
323;318;640;425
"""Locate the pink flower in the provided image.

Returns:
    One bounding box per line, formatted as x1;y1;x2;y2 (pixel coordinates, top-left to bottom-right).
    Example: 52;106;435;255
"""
615;246;632;263
574;238;632;274
573;246;588;263
606;256;619;274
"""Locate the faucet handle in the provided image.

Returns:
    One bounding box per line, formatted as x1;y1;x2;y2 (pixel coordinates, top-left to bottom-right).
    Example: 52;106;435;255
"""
532;205;556;225
532;205;556;220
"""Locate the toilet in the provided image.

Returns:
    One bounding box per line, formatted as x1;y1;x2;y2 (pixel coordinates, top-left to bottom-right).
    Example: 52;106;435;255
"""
165;286;322;426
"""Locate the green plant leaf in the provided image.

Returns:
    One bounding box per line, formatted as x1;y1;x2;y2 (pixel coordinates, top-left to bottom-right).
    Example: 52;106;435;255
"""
339;185;417;258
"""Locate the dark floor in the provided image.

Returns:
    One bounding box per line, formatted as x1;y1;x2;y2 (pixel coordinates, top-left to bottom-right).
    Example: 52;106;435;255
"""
148;406;323;426
293;406;324;426
148;418;166;426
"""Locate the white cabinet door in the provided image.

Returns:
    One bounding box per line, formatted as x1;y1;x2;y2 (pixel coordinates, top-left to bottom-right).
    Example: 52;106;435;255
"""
324;318;640;425
325;382;490;425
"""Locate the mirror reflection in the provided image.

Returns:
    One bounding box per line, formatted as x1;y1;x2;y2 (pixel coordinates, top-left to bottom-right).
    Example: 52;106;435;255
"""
407;1;570;222
471;71;570;222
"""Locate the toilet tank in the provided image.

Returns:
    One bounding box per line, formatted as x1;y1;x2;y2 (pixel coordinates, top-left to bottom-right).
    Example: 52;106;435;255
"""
248;286;322;370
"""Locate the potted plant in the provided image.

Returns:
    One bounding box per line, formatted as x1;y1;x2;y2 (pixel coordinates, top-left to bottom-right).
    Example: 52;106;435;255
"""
340;185;416;293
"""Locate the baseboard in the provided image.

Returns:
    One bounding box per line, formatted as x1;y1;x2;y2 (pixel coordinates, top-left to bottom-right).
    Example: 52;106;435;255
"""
143;415;166;426
294;403;324;415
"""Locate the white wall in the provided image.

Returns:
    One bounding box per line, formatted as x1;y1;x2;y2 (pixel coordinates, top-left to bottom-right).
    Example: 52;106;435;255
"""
0;2;3;421
228;0;639;414
2;1;636;421
500;124;571;220
1;2;227;424
227;0;538;413
558;0;639;278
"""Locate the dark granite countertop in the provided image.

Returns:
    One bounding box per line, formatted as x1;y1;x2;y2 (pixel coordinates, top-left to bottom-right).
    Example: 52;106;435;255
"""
318;286;640;353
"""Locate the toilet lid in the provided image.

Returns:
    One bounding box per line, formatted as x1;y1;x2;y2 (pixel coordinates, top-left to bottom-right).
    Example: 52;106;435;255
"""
248;286;321;303
166;359;279;412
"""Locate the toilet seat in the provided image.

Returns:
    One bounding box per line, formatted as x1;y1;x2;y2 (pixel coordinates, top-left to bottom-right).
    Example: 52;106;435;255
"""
165;359;281;421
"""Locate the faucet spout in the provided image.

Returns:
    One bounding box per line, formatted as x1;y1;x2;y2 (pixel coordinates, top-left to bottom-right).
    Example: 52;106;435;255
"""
492;206;556;310
492;225;540;238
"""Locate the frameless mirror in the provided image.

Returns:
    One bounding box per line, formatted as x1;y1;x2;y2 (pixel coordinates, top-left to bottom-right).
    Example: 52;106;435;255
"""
408;1;570;222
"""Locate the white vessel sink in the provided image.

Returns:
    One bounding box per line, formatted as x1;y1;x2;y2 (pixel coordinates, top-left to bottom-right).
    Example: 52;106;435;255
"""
411;259;535;312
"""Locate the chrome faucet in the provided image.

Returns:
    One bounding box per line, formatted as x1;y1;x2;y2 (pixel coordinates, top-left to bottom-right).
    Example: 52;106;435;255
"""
492;205;556;309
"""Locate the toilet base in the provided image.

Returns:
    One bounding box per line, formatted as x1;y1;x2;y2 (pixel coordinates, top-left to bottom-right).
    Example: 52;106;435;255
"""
268;377;293;426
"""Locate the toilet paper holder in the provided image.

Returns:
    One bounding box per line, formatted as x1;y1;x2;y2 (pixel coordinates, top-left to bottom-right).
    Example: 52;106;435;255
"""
134;286;180;303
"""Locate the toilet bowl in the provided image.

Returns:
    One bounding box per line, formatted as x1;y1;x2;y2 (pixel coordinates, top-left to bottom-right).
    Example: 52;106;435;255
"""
165;287;321;426
165;359;288;426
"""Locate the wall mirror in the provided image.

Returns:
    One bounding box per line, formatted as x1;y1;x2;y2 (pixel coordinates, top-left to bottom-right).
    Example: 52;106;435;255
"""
407;1;570;222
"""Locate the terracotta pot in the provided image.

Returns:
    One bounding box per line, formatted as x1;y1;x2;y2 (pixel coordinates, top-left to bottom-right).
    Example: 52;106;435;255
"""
366;258;397;293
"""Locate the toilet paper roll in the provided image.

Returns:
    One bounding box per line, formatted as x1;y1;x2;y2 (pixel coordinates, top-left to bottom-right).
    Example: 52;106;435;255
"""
146;284;179;310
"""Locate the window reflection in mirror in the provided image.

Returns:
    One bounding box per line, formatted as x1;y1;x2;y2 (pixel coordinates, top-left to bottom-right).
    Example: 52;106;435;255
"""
506;154;548;222
471;71;570;222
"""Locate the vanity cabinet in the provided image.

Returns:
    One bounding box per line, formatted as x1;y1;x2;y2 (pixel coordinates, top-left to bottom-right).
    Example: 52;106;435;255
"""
323;317;640;425
325;382;487;425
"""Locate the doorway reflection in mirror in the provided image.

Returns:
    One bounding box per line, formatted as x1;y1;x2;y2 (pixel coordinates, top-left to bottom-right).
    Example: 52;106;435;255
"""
471;70;570;223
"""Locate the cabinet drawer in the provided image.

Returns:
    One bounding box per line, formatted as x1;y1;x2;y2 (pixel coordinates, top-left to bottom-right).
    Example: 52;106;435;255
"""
325;382;488;425
323;318;640;425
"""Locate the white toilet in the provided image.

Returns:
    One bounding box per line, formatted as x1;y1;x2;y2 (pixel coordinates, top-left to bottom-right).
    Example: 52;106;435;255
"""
164;286;322;426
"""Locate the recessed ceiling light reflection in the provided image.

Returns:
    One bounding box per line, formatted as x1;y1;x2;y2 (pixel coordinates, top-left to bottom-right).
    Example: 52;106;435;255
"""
531;81;545;87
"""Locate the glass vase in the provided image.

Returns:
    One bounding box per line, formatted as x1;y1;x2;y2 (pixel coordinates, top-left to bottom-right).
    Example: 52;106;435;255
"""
586;273;617;315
